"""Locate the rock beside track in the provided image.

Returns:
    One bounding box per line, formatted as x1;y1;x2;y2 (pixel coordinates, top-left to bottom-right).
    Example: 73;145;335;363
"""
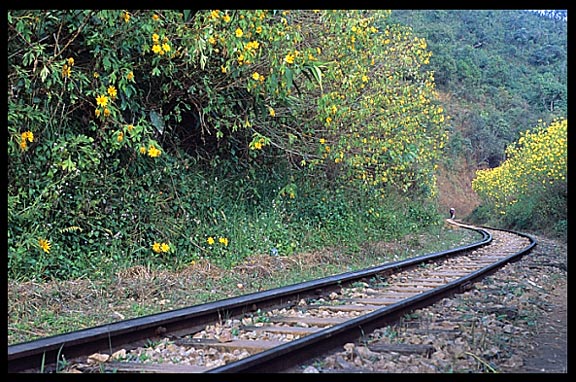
293;234;567;373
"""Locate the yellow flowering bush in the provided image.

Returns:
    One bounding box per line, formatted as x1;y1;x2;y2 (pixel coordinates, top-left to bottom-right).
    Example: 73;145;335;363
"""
472;118;567;228
7;9;448;279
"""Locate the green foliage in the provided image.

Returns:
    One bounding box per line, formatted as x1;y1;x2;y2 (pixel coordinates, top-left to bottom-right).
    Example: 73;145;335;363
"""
8;9;450;281
390;10;567;168
471;118;567;237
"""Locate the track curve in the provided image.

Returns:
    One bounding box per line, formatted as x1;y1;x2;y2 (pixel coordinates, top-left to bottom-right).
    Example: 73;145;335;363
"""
8;220;536;373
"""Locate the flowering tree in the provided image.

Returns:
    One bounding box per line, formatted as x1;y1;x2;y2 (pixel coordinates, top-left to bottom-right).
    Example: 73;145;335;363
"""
8;10;448;278
472;118;567;228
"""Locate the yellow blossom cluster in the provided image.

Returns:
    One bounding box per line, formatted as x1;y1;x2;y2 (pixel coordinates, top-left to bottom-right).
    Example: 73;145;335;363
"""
472;118;567;212
94;85;119;119
151;33;171;55
308;11;447;194
249;135;268;150
207;236;229;246
19;130;34;151
152;241;170;253
210;9;231;23
62;57;74;78
140;144;162;158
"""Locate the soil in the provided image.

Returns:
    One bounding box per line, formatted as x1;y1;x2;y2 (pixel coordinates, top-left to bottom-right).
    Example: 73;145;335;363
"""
498;237;567;373
516;278;567;373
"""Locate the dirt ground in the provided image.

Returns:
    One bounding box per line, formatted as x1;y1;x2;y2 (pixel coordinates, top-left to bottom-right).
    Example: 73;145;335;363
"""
516;277;567;372
494;234;567;373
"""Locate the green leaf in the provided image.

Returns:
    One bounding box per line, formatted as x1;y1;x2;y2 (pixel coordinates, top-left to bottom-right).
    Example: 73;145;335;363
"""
285;66;293;90
103;56;111;71
304;63;324;93
149;110;165;134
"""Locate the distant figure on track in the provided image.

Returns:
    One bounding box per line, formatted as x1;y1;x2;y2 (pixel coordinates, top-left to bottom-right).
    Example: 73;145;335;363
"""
449;208;455;219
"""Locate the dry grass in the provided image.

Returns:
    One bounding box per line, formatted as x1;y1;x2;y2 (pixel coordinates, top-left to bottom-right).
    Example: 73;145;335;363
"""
8;228;478;345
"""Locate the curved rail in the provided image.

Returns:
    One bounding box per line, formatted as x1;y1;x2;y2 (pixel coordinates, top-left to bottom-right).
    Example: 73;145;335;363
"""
209;221;536;373
9;222;535;373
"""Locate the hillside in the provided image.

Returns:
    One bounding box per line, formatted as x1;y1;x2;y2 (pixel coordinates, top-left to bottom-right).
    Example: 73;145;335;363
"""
390;10;567;219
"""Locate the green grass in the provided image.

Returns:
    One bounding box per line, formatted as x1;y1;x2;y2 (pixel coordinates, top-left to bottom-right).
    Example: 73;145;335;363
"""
8;224;480;345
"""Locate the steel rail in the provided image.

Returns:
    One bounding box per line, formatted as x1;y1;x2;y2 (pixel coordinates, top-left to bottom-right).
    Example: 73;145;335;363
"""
208;224;537;372
8;223;491;373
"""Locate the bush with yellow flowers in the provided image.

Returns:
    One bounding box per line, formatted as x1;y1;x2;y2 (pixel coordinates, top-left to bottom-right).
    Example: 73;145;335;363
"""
472;118;566;234
8;10;448;280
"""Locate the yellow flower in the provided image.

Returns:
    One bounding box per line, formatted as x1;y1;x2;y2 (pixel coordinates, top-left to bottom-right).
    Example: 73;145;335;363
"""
107;85;117;99
152;14;159;21
96;94;109;108
127;124;134;132
252;72;260;81
122;11;130;23
139;146;147;154
19;139;27;151
61;64;71;78
38;238;51;253
256;26;262;34
67;57;74;66
207;236;215;245
162;43;171;52
208;36;216;45
361;75;369;83
319;138;326;144
126;71;134;81
325;116;332;125
223;14;231;22
93;72;99;78
152;33;160;43
210;10;220;19
235;28;243;38
221;65;227;73
161;243;170;252
284;52;295;64
95;109;101;117
22;131;34;142
152;44;162;54
218;237;229;246
245;40;259;50
147;145;161;158
152;242;162;253
268;107;275;117
103;108;111;117
117;131;124;142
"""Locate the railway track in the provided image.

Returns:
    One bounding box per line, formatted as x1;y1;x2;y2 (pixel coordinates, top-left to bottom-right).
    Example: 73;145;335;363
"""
8;220;536;373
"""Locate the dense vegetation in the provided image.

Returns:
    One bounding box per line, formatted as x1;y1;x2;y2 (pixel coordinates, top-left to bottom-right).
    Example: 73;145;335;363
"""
390;10;567;168
7;10;567;282
471;118;567;237
390;10;567;237
8;10;448;281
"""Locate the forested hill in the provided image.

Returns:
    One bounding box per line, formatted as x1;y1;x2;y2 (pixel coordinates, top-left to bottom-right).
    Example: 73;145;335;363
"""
390;9;567;169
